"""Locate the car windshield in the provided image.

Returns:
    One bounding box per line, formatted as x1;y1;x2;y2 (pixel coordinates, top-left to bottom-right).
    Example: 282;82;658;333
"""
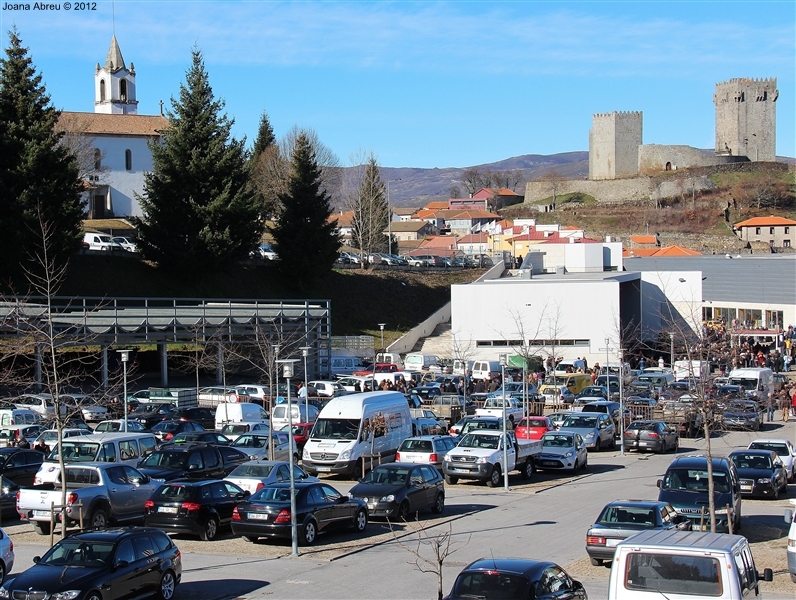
229;463;275;478
453;571;529;599
152;422;179;432
251;486;297;503
749;442;788;456
661;468;730;493
47;442;100;462
139;451;187;470
599;505;656;525
543;434;574;448
462;420;500;434
522;419;548;428
311;418;359;440
232;435;269;449
562;415;598;428
361;467;411;485
155;484;198;500
39;538;115;567
731;454;772;470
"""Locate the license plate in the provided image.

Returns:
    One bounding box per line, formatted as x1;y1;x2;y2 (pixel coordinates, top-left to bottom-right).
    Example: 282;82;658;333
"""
541;461;557;467
741;486;752;491
367;503;375;510
452;468;468;473
33;510;50;517
315;466;331;472
248;513;268;520
158;506;178;514
606;538;620;547
638;442;647;446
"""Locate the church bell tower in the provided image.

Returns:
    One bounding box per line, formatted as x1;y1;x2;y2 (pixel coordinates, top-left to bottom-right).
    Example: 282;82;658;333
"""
94;35;138;114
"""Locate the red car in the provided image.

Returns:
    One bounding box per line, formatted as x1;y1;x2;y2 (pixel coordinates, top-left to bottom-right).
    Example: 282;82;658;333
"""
353;363;399;376
281;422;313;450
514;416;554;441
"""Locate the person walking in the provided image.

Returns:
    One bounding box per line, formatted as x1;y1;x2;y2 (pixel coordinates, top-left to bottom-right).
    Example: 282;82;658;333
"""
790;385;796;419
780;391;790;422
765;392;776;423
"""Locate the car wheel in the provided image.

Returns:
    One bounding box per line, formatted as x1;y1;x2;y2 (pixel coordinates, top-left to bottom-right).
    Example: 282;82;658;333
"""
353;462;363;480
520;459;533;480
590;558;602;567
300;520;317;546
200;516;219;541
32;521;50;535
293;453;300;464
431;493;444;514
486;464;502;488
582;455;588;469
0;560;6;584
353;509;367;532
90;507;108;530
157;570;177;600
242;535;259;543
444;475;459;485
397;501;410;521
85;593;101;600
610;436;616;450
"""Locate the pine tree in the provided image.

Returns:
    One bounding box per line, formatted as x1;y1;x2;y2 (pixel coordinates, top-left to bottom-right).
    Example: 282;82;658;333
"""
270;133;340;290
0;28;83;284
251;111;276;158
248;110;282;219
349;155;389;266
134;49;263;274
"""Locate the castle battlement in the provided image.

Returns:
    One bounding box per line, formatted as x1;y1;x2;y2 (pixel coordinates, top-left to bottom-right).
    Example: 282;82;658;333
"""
716;77;777;87
592;111;643;119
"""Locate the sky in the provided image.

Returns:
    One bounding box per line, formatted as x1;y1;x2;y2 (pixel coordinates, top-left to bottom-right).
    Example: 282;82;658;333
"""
1;1;793;169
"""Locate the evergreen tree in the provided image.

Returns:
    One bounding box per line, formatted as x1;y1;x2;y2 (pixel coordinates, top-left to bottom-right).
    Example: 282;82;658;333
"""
248;110;281;218
270;133;340;290
135;49;263;274
251;111;276;158
349;155;389;266
0;28;83;283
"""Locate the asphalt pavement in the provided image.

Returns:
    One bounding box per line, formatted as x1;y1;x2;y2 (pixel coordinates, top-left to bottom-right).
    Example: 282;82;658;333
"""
8;419;796;599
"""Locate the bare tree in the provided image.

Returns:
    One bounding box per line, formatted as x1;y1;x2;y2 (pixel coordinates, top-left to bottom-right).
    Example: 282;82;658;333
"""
343;151;388;266
492;169;526;194
460;167;491;197
450;327;477;403
535;170;565;211
390;519;471;600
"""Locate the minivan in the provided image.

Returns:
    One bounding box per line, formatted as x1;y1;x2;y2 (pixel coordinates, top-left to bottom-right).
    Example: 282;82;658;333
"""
608;529;772;599
34;432;158;484
271;403;319;431
214;402;269;430
471;360;502;382
83;232;122;251
329;355;366;377
657;455;741;533
542;373;592;395
405;353;439;372
0;408;40;427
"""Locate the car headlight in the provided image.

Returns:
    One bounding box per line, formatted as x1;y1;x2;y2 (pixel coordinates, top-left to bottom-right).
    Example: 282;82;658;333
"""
0;587;9;599
443;454;453;462
758;478;772;484
476;456;490;463
302;448;309;459
50;592;81;600
340;450;351;460
380;495;395;503
564;451;574;458
585;432;595;439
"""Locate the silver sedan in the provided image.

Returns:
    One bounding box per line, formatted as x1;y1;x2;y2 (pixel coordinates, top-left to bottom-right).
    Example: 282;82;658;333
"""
535;431;588;471
559;412;616;451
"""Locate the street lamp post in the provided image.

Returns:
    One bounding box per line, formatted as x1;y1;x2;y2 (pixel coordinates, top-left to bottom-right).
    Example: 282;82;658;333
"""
669;332;675;368
277;358;300;557
300;346;310;424
378;323;385;354
605;338;610;377
118;350;130;432
499;353;509;491
618;347;626;457
387;178;401;256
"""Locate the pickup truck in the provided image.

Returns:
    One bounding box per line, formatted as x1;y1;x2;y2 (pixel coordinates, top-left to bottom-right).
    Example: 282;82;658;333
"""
16;462;159;535
442;430;542;487
475;397;524;423
428;395;475;424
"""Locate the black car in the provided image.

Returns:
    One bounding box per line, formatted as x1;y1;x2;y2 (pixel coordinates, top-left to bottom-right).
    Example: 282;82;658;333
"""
161;431;231;447
729;449;788;499
0;527;181;600
168;407;216;430
0;447;44;486
151;420;205;443
137;443;248;481
444;558;587;600
144;479;249;540
722;401;762;431
622;420;678;454
231;481;368;545
575;386;608;400
349;463;445;519
131;402;176;429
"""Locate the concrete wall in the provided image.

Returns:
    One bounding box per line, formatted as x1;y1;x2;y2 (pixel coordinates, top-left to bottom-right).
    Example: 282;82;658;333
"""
715;78;778;162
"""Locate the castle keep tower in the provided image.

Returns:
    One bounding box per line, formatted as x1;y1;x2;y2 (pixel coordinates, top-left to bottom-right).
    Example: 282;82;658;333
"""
588;111;642;180
94;35;138;115
714;78;777;162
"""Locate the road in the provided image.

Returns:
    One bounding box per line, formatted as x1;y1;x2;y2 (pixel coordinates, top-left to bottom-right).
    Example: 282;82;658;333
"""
7;421;796;599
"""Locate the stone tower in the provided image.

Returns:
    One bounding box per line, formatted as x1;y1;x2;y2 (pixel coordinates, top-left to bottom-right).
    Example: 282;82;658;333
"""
588;111;643;180
714;78;777;162
94;35;138;115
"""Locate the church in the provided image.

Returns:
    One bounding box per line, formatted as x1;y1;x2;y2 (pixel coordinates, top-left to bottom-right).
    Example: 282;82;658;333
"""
58;35;168;218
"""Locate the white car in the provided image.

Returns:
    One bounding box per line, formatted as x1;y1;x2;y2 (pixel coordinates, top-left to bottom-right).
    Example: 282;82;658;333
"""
748;438;796;482
59;394;108;422
307;380;349;398
110;236;139;252
0;527;14;582
93;420;147;433
224;460;317;494
230;432;295;462
82;232;123;251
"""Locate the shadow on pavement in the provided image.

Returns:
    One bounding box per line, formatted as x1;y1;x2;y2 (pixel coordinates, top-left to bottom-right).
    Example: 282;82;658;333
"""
177;579;268;599
742;513;789;543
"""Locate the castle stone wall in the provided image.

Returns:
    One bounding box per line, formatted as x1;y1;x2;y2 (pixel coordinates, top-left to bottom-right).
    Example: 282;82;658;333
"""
525;177;655;204
714;78;777;162
638;144;745;175
588;111;642;180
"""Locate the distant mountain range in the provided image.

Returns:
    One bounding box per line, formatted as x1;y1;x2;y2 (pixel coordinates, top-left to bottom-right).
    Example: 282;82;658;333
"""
374;151;589;206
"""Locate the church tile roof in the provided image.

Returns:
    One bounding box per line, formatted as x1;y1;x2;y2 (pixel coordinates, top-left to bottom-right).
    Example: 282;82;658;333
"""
57;112;169;136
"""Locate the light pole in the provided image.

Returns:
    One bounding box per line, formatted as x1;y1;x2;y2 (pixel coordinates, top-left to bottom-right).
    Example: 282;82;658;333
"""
605;337;610;377
387;178;401;256
378;323;385;355
276;358;300;557
300;346;310;424
617;347;626;457
269;344;280;461
669;332;675;368
118;350;130;432
499;353;509;491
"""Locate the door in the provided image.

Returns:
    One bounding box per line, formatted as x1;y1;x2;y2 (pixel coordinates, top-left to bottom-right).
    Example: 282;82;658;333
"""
210;481;239;525
124;466;155;519
109;538;142;600
306;485;336;531
319;483;352;526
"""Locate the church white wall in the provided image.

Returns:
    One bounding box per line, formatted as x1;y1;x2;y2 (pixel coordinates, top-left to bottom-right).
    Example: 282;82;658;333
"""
94;135;153;217
451;278;623;365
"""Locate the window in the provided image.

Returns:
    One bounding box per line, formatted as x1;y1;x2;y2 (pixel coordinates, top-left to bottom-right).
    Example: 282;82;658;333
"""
125;149;132;171
785;227;790;234
120;441;139;460
785;240;791;248
119;78;127;101
770;227;775;234
94;148;101;170
625;553;722;596
99;79;106;102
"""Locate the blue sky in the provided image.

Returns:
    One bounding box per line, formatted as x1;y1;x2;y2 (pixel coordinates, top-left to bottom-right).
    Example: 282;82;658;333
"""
2;1;793;168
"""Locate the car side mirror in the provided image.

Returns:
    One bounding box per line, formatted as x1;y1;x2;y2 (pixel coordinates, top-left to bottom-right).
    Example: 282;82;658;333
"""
114;560;129;570
572;580;584;590
785;509;793;524
188;464;199;471
656;479;662;488
758;568;773;582
33;556;40;563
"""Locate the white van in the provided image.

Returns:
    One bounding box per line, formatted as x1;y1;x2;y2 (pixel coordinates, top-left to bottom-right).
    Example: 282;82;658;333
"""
637;371;675;392
471;360;502;382
608;529;772;600
785;499;796;583
728;367;774;402
271;403;319;430
674;360;711;382
34;432;158;484
82;232;122;251
329;355;366;377
0;408;40;427
214;402;269;430
375;353;404;369
301;391;412;478
404;353;438;372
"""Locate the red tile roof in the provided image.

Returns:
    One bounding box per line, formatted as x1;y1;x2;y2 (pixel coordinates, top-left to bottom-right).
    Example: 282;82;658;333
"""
419;236;458;249
457;233;488;244
472;187;521;198
734;216;796;228
624;245;702;257
630;235;658;245
57;112;169;136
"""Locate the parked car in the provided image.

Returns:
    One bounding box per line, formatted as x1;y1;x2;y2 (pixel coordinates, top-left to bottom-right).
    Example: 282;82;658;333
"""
585;500;685;566
59;394;108;423
150;419;205;443
131;402;177;429
162;431;232;447
307;380;350;398
547;411;572;430
110;236;139;252
722;400;762;431
144;479;249;540
541;385;575;404
136;443;248;481
0;424;46;448
230;432;295;462
623;420;678;454
406;255;434;267
0;527;181;600
93;419;147;433
82;232;124;251
224;460;317;494
349;463;445;519
168;406;217;430
459;416;507;436
449;415;477;437
220;422;270;437
748;438;796;482
559;412;615;451
231;481;368;545
514;416;554;441
0;447;45;486
575;386;608;400
729;449;788;499
0;527;12;582
395;435;457;471
279;422;313;450
536;431;588;471
445;558;587;600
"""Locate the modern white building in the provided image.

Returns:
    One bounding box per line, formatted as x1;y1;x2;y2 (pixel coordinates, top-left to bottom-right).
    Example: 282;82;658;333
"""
57;36;167;218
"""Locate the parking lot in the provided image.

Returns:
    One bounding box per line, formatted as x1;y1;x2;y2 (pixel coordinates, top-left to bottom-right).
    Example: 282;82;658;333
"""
7;421;795;599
